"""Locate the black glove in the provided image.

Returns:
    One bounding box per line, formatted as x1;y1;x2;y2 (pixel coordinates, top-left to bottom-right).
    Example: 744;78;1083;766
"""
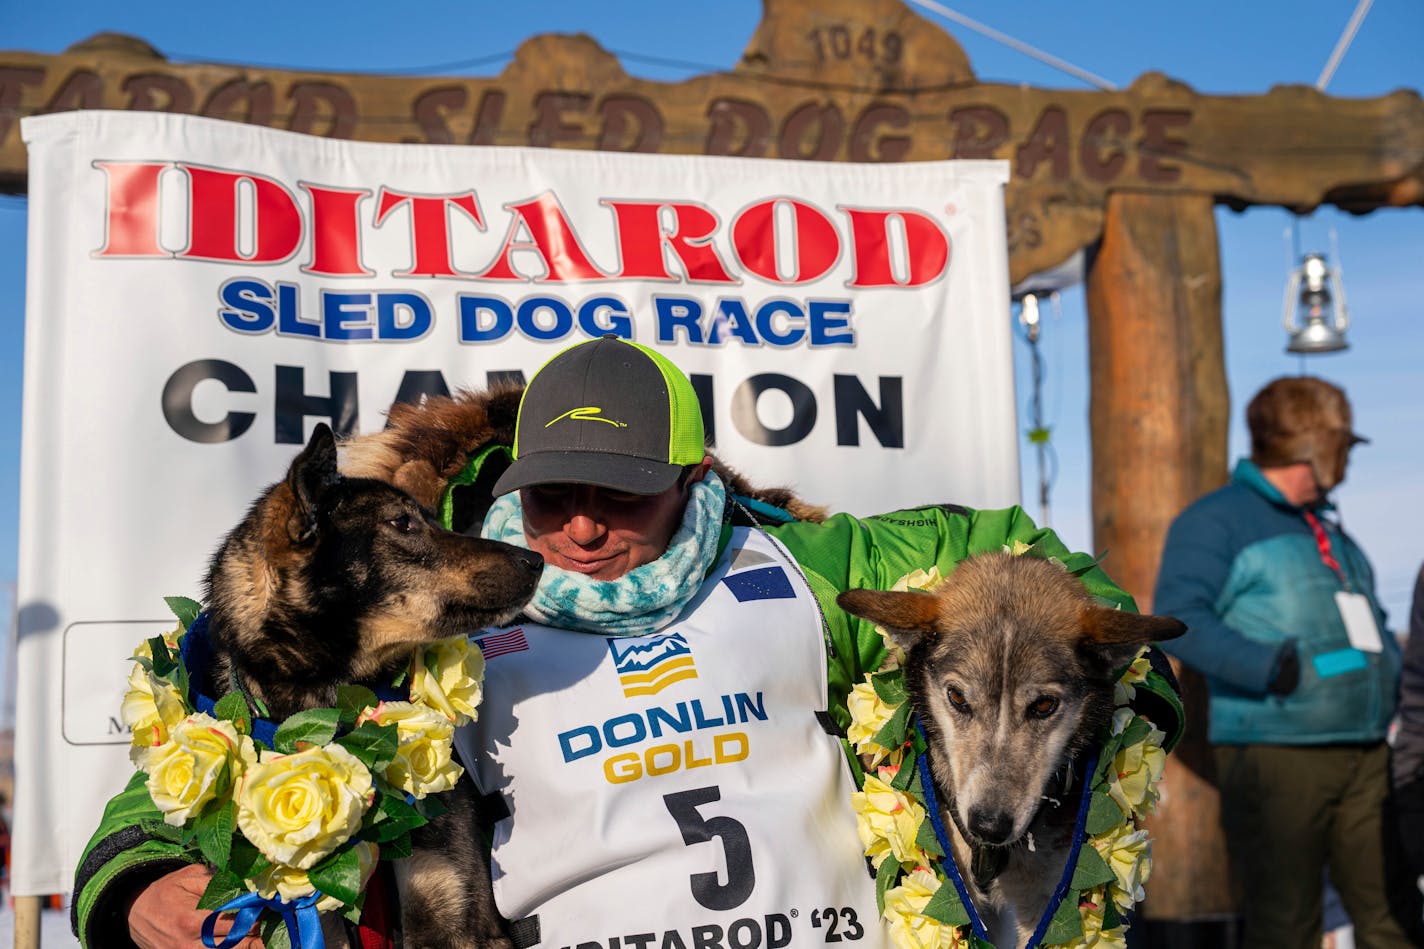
1267;641;1301;696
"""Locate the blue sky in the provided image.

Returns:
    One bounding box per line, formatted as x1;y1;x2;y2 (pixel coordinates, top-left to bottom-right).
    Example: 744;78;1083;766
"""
1;0;1422;621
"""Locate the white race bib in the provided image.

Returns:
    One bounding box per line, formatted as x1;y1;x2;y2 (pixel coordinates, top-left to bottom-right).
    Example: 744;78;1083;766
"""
457;527;888;949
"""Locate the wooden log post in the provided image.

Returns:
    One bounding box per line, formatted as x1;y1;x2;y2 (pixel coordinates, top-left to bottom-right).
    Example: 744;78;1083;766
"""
1086;191;1235;923
13;894;41;949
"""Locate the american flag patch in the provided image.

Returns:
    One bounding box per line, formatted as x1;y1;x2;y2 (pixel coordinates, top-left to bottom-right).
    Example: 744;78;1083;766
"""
475;628;529;659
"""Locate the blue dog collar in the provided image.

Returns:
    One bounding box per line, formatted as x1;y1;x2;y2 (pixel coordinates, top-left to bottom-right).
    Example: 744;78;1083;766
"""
180;611;408;750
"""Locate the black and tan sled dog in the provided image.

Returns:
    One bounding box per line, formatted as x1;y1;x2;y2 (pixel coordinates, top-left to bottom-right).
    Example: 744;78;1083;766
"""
202;422;542;949
838;553;1185;947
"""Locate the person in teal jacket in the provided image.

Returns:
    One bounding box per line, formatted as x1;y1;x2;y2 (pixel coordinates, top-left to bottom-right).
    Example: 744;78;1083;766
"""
1154;375;1416;949
76;338;1183;948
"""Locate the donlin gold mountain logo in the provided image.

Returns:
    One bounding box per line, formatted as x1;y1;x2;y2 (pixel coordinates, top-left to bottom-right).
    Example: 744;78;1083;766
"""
546;406;628;428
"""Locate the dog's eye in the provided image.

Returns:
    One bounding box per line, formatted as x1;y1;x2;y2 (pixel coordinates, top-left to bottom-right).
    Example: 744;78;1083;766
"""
947;687;971;714
388;513;417;534
1027;696;1059;719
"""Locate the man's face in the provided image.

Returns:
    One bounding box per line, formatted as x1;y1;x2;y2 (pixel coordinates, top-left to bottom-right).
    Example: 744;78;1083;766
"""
519;474;697;581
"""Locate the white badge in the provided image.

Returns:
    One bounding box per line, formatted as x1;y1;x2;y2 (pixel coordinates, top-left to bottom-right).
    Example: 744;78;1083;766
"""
1335;591;1383;653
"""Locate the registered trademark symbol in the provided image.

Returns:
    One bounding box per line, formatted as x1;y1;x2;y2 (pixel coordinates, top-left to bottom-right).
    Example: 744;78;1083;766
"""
944;202;957;215
790;908;799;918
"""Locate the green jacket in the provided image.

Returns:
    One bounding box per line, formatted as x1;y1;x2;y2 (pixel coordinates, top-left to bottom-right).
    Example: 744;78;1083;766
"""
74;492;1179;946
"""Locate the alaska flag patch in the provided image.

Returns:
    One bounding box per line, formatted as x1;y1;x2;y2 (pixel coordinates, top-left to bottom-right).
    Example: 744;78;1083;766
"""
609;631;698;698
722;566;796;602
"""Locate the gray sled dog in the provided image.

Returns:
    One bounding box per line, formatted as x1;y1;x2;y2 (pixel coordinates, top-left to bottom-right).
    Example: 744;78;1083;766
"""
837;552;1185;947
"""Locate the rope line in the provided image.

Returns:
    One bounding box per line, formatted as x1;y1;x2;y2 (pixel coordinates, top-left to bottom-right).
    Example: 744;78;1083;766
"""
1316;0;1374;91
905;0;1117;90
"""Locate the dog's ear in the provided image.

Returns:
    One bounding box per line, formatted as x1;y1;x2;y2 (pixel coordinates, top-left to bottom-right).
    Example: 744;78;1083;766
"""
837;589;940;651
1079;603;1186;654
286;423;342;544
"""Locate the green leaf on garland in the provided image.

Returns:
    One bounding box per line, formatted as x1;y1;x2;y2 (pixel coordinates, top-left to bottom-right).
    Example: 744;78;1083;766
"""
336;685;381;726
309;845;362;907
381;831;413;860
363;817;414;844
1055;547;1106;578
1085;789;1127;836
872;701;912;752
169;664;191;709
874;855;902;915
212;691;251;734
227;836;268;879
163;595;203;631
1070;841;1116;891
339;893;366;925
1039;890;1085;945
259;913;293;949
1118;715;1154;749
148;638;177;677
889;755;917;792
871;668;908;706
378;789;420;821
363;791;424;841
195;867;245;910
921;878;970;927
273;707;341;753
337;720;398;772
417;791;449;820
194;800;236;869
909;724;928;757
1093;734;1125;785
142;819;185;844
914;810;945;857
1102;897;1124;931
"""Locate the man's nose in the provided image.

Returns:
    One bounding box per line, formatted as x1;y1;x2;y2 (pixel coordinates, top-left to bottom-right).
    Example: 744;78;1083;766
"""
565;511;607;546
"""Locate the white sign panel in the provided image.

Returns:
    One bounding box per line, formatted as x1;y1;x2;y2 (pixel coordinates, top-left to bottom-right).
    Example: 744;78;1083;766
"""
15;110;1015;894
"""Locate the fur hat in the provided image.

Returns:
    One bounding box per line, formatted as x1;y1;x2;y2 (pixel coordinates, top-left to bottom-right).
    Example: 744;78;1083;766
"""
1246;376;1367;492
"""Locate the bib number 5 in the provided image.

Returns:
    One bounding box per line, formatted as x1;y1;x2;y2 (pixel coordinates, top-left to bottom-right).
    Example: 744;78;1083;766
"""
663;786;756;911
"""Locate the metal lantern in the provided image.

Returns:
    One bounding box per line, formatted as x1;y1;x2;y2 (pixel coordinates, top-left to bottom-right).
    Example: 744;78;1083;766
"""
1282;252;1349;354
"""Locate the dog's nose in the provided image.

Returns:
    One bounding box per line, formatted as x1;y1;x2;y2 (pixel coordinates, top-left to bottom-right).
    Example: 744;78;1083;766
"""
516;549;544;575
967;807;1014;846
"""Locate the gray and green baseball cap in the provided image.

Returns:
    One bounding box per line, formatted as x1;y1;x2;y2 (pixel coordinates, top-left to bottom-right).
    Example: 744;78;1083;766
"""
492;337;706;496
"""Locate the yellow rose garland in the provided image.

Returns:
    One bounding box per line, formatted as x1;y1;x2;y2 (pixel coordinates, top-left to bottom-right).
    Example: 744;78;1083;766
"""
845;558;1175;949
119;597;487;945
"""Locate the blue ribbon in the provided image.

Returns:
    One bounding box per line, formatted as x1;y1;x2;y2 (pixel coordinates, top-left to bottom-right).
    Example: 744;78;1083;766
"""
201;890;326;949
914;719;1100;949
180;610;409;750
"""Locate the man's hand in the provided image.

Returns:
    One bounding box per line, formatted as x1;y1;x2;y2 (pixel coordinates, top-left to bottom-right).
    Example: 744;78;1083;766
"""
126;864;263;949
1267;641;1301;696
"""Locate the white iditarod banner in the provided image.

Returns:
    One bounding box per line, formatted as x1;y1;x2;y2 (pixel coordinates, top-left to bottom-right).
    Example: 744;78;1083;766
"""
14;110;1014;894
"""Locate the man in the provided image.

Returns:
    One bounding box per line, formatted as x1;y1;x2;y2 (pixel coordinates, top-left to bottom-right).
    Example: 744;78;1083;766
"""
1393;564;1424;878
1154;375;1416;949
78;337;1176;947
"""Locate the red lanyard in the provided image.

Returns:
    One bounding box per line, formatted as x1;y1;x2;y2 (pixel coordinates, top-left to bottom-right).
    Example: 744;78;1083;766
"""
1302;510;1352;592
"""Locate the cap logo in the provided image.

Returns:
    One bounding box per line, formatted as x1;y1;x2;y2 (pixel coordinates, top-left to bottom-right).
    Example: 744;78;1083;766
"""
545;406;628;429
